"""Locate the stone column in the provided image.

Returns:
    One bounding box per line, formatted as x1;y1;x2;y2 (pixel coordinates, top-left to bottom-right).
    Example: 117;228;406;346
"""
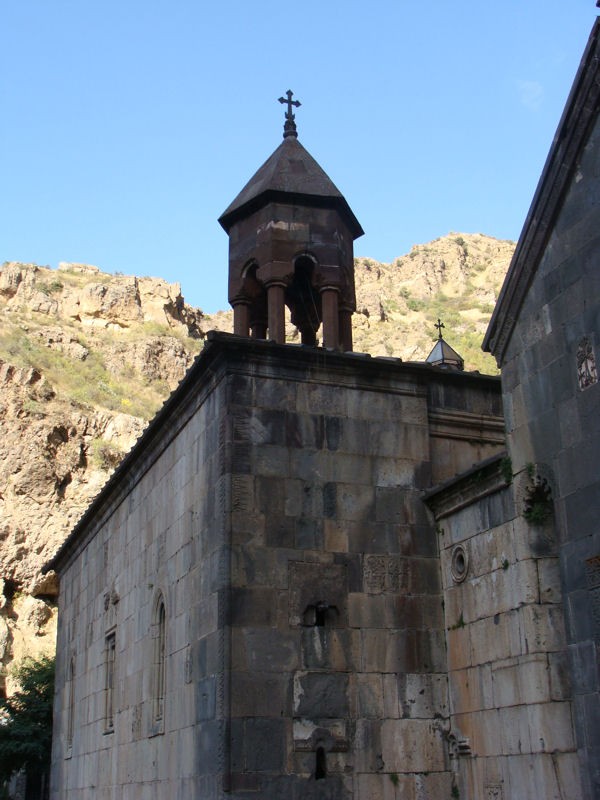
340;306;353;352
301;327;317;347
232;301;250;337
320;287;340;350
251;320;268;339
266;282;286;344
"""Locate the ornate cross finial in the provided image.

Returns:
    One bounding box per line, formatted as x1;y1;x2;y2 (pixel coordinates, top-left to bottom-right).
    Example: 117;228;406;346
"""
278;90;301;139
435;318;445;340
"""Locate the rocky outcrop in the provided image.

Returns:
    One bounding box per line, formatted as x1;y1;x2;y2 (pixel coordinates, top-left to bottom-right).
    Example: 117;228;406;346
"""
0;262;210;688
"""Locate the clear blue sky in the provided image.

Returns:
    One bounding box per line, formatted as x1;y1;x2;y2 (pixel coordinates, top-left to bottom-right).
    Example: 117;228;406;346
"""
2;1;596;313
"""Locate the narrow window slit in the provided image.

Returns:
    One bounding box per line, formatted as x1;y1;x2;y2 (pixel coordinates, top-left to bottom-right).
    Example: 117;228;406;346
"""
315;746;327;780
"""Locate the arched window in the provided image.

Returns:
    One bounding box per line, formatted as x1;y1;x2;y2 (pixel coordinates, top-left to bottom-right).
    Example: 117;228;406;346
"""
315;746;327;780
66;656;75;751
287;255;321;346
153;595;167;728
104;632;116;733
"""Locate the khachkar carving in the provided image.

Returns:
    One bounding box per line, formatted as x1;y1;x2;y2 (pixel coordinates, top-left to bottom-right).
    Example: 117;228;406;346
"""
577;335;598;390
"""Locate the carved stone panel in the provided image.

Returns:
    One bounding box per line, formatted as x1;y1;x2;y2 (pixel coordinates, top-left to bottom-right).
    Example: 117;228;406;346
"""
577;335;598;391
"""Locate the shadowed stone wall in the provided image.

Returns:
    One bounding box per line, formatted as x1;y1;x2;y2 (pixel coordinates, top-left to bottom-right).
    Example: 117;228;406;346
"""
427;456;580;800
499;112;600;800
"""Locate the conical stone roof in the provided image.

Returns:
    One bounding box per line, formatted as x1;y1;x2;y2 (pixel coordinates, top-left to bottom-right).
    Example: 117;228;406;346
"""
218;135;363;238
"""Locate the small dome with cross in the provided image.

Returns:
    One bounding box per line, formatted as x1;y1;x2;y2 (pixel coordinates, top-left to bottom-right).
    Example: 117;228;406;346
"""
425;319;464;370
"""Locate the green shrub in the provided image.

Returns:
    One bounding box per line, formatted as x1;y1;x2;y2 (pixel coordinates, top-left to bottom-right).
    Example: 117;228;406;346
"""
0;656;54;785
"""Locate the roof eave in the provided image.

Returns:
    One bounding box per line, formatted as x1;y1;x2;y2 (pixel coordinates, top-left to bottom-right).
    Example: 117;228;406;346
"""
218;188;364;239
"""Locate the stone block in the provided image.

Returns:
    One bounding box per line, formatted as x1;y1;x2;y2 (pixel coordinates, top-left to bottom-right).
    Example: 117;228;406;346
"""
385;594;427;630
356;772;416;800
449;663;493;714
414;772;453;799
373;457;419;489
244;718;286;772
446;625;472;671
565;482;600;541
284;411;323;450
348;593;387;629
368;421;428;459
293;671;349;718
374;487;410;524
301;627;359;672
380;719;446;772
537;558;562;604
230;587;278;627
478;523;516;577
499;705;532;754
231;670;289;718
356;673;384;718
444;501;487;547
335;483;376;523
247;408;287;446
382;674;399;719
195;719;222;775
265;515;295;549
253;377;295;410
296;382;348;416
469;610;523;665
288;562;348;627
568;640;599;695
323;520;349;552
295;517;324;550
519;604;566;655
547;650;571;702
348;522;408;555
353;719;383;773
516;654;554;705
491;654;550;708
240;628;299;672
253;444;290;477
399;673;449;719
289;449;329;483
528;701;576;752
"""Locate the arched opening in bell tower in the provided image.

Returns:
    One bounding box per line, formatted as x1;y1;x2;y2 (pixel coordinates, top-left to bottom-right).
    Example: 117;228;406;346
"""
240;261;268;339
287;255;322;346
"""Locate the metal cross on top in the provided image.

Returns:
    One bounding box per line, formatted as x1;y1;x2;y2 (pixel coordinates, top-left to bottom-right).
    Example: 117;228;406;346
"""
278;90;301;138
435;318;445;339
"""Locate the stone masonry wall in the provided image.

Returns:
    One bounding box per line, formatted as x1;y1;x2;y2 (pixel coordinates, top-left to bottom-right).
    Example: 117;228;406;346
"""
500;112;600;798
431;466;580;800
224;353;452;799
50;336;506;799
51;370;228;799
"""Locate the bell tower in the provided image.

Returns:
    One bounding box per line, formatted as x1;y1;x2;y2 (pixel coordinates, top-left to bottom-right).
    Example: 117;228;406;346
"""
218;92;363;351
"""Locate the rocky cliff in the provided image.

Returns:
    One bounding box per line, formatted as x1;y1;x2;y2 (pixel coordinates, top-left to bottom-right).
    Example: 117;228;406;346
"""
0;233;514;691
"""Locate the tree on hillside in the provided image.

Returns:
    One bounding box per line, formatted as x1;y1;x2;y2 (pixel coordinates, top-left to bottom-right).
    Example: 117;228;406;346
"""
0;655;54;798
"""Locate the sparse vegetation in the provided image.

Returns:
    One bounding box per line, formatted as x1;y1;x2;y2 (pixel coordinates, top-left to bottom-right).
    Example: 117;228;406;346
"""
91;439;125;472
500;456;513;484
450;613;465;630
0;323;168;419
37;279;64;295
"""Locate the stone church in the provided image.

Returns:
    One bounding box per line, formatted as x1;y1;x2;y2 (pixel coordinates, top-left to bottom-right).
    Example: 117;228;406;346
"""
46;18;600;800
